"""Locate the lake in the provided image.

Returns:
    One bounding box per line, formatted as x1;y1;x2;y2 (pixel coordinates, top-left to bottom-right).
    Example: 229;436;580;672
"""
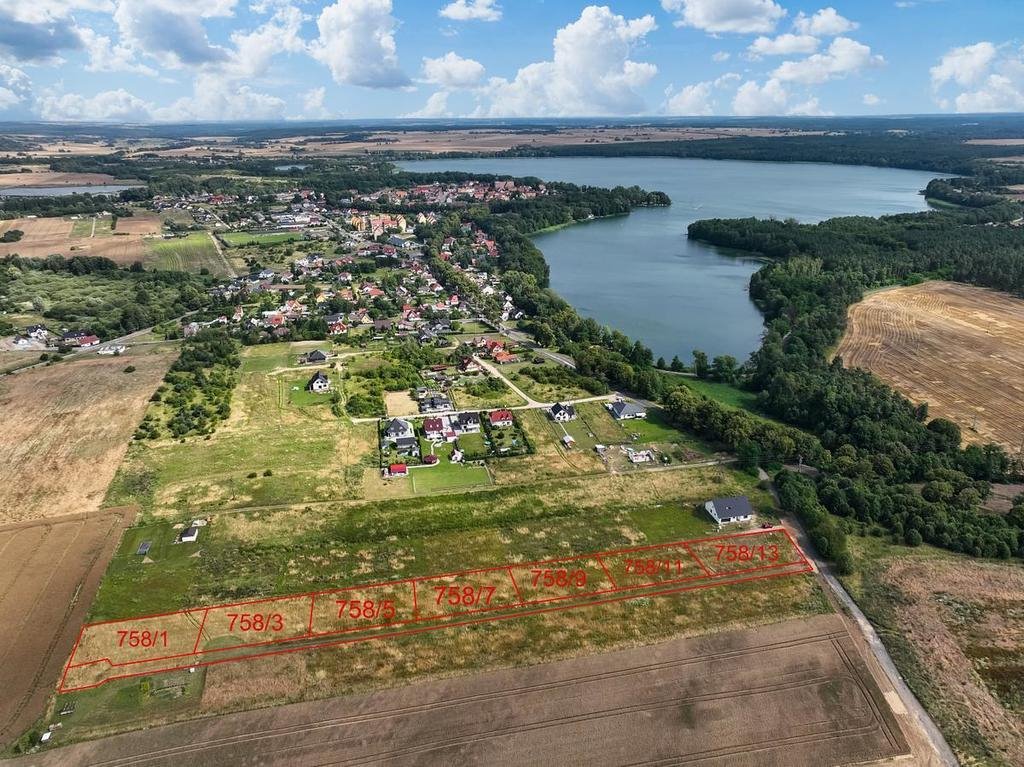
0;184;142;197
400;157;940;363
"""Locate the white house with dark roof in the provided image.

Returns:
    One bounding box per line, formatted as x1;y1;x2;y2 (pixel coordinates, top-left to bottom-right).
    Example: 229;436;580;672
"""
306;371;331;393
704;496;755;525
608;400;647;420
549;402;577;422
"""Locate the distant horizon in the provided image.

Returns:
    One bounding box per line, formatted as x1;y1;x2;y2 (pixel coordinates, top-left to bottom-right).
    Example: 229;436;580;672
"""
1;113;1022;130
0;1;1022;123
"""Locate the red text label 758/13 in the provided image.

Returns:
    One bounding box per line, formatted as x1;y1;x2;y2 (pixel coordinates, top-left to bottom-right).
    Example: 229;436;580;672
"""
714;544;779;563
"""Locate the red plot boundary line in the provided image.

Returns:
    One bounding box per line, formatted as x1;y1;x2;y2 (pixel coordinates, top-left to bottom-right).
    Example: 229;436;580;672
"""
59;528;812;693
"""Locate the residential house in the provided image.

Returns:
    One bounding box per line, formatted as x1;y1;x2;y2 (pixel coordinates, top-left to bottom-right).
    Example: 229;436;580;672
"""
420;394;453;413
422;417;446;443
549;402;577;422
608;400;648;420
489;409;514;428
704;496;755;525
306;371;331;393
382;418;415;445
456;411;481;433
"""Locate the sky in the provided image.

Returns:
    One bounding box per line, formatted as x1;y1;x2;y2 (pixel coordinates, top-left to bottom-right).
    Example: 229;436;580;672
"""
0;0;1021;123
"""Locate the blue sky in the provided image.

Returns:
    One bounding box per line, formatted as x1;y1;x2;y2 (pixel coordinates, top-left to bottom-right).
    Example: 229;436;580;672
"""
0;0;1020;122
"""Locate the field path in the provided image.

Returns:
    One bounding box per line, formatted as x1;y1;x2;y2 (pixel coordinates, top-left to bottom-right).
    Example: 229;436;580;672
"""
779;507;957;767
207;231;237;279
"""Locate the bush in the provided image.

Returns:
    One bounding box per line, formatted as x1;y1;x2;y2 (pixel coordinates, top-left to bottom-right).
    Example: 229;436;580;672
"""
247;471;258;479
123;365;136;373
263;469;273;477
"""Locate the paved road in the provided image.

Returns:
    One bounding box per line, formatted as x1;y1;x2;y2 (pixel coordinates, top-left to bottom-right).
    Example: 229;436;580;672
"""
767;470;958;767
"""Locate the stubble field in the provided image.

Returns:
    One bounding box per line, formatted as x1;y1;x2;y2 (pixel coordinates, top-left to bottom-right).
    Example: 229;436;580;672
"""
836;281;1024;450
0;214;161;264
0;509;131;748
844;537;1024;766
0;349;175;524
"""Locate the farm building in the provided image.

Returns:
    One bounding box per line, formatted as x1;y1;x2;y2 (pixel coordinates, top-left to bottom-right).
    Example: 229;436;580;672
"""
303;349;330;363
704;496;755;525
549;402;577;422
608;400;647;420
306;371;331;393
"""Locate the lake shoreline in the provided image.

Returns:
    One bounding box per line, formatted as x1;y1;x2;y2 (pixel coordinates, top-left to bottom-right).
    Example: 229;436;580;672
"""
401;156;939;363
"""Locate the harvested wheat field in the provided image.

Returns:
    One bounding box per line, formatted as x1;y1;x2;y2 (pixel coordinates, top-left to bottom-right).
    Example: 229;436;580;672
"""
0;213;160;263
849;542;1024;765
19;613;909;766
0;508;132;747
837;281;1024;449
0;349;174;524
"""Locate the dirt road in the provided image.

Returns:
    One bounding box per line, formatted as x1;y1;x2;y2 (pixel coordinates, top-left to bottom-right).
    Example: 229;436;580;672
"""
9;613;907;766
777;504;957;767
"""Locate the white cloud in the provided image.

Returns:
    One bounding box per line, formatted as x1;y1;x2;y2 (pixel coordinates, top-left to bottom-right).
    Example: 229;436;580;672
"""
953;74;1024;112
748;33;819;58
151;73;285;120
113;0;234;68
862;92;880;105
37;88;153;121
664;81;714;115
405;91;451;118
297;86;330;119
792;7;858;36
787;96;833;115
930;41;996;87
77;26;158;76
311;0;408;88
930;42;1024;113
477;5;657;117
0;63;32;110
439;0;501;22
712;51;731;62
0;0;113;24
227;3;306;79
772;37;883;84
422;51;485;88
661;0;785;35
732;77;788;114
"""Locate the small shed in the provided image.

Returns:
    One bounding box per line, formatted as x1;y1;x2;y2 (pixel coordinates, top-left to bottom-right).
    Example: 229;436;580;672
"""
389;463;409;477
136;541;152;556
180;526;200;543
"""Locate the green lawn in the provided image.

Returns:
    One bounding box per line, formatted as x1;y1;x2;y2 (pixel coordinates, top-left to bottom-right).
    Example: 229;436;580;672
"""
674;377;761;413
285;373;336;407
221;231;303;247
410;460;491;493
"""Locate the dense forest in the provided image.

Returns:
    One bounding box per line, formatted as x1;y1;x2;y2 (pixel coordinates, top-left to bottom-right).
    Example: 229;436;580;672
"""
510;132;1017;175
